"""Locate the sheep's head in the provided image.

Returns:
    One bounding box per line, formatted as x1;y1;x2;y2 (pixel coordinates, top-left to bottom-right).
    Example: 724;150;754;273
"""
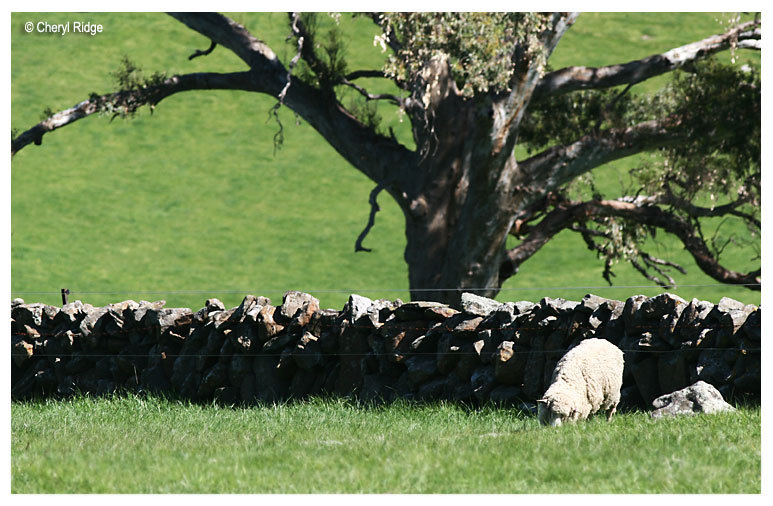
537;398;573;427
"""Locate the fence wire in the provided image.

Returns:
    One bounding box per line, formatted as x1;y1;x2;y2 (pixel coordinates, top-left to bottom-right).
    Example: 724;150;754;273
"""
10;282;762;297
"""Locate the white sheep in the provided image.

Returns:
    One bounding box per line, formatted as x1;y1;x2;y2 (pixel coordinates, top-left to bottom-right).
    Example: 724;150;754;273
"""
537;338;624;427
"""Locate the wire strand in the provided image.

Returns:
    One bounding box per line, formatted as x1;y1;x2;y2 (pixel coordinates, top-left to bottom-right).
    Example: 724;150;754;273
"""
9;282;762;296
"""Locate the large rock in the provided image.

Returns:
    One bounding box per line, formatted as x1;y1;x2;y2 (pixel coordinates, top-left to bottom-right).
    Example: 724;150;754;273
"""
403;355;437;388
343;294;398;328
674;298;715;343
335;324;369;394
359;374;396;403
276;291;319;325
293;332;323;370
470;365;496;403
393;301;447;321
537;297;579;318
492;340;526;385
255;304;284;342
631;357;660;406
460;292;501;317
253;354;289;403
12;338;34;368
708;298;756;345
740;308;761;342
657;351;689;395
651;381;736;419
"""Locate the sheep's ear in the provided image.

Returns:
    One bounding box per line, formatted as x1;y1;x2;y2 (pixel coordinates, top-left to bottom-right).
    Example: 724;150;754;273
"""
537;398;547;404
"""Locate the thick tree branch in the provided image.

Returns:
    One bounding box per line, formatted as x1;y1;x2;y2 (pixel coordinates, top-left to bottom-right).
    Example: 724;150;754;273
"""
518;117;685;195
174;14;416;204
12;72;253;156
499;200;580;280
14;12;417;210
501;198;760;289
168;12;284;73
534;19;761;100
490;12;579;157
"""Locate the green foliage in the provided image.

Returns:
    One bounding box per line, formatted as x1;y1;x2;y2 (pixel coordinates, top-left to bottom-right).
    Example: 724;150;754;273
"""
641;58;760;201
40;107;55;121
518;55;760;283
375;13;554;97
295;13;349;90
111;55;167;92
520;86;638;152
522;57;760;205
346;96;382;132
98;56;169;118
11;395;761;493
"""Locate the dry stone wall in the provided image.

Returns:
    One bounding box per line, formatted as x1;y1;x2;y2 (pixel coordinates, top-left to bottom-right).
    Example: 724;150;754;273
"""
10;291;761;410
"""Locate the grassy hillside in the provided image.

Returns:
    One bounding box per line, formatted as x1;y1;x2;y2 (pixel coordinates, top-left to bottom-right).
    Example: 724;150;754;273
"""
11;395;761;493
11;12;760;312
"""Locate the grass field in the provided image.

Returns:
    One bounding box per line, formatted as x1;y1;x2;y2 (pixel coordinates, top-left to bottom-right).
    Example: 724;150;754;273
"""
10;395;761;494
10;12;760;312
10;12;762;495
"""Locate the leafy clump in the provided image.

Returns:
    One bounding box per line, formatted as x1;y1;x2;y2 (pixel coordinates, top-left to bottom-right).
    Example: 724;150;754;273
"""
95;56;169;118
374;13;555;97
520;56;760;286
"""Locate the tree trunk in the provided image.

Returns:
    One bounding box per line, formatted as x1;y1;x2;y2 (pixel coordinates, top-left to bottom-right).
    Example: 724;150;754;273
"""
402;94;524;307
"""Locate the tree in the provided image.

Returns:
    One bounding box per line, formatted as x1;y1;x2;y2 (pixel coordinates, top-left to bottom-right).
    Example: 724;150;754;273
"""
12;12;761;306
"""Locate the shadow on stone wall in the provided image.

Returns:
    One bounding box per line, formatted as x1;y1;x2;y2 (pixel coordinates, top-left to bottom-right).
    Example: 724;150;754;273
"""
11;292;760;411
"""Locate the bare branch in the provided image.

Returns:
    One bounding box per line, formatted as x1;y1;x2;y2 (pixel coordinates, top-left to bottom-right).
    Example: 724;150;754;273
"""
346;69;388;81
188;40;217;60
501;197;760;289
737;39;761;50
584;199;760;288
12;72;253;156
278;12;305;105
659;184;760;229
340;78;404;106
14;13;416;201
354;182;386;252
500;200;582;280
630;254;676;288
534;19;761;100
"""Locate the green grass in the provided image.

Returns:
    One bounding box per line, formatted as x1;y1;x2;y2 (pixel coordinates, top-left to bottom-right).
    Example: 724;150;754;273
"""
10;12;760;312
11;395;760;493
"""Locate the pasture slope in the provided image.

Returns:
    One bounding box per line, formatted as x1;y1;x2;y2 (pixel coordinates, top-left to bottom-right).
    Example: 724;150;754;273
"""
11;12;760;310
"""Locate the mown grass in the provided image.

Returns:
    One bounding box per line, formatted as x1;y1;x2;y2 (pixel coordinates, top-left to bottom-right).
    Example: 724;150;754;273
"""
11;12;760;312
10;395;760;494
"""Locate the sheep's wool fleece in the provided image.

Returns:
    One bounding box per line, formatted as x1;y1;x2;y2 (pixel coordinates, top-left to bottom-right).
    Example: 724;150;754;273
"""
541;338;624;424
